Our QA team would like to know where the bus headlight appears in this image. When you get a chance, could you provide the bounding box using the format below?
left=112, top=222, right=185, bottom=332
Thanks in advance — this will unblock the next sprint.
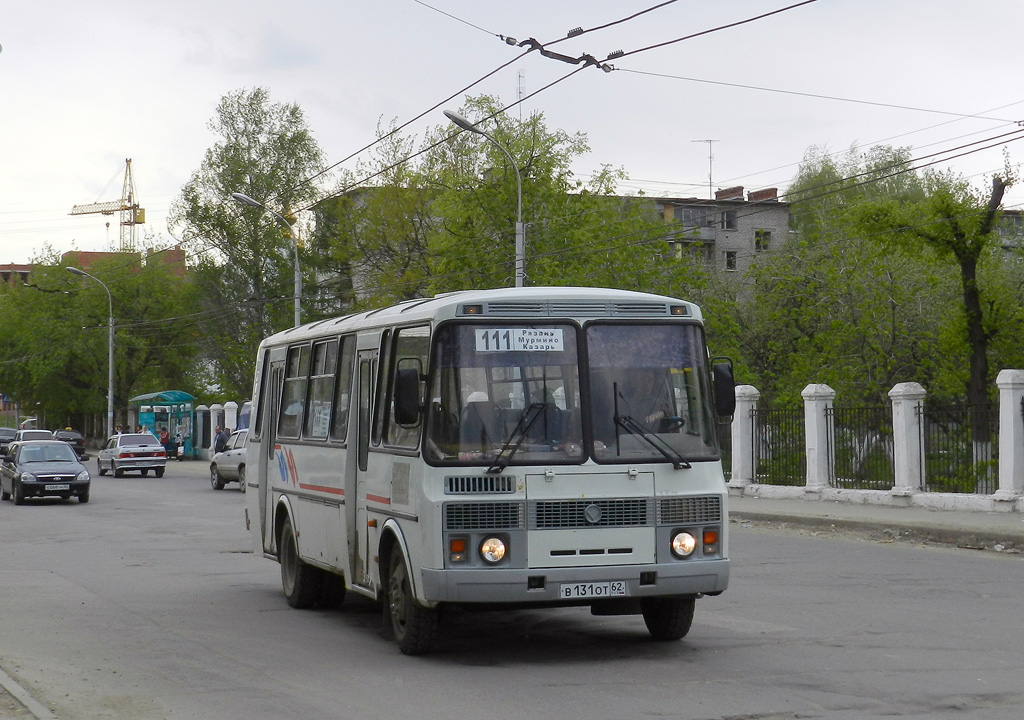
left=479, top=536, right=507, bottom=564
left=670, top=531, right=697, bottom=558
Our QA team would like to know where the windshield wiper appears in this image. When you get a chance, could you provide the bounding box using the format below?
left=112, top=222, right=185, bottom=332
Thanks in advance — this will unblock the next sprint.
left=487, top=402, right=546, bottom=474
left=613, top=413, right=691, bottom=469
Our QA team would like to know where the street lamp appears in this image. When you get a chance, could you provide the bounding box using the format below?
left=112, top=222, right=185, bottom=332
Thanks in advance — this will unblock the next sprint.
left=66, top=267, right=114, bottom=439
left=444, top=110, right=525, bottom=288
left=230, top=192, right=302, bottom=327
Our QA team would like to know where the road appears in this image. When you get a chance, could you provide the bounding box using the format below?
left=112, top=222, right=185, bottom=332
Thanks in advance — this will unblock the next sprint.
left=1, top=459, right=1022, bottom=719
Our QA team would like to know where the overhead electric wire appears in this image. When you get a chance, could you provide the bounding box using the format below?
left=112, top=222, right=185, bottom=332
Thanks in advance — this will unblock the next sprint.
left=615, top=69, right=1020, bottom=125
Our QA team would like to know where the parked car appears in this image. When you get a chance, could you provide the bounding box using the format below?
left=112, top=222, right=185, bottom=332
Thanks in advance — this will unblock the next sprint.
left=53, top=428, right=87, bottom=459
left=210, top=429, right=247, bottom=491
left=0, top=427, right=17, bottom=455
left=14, top=428, right=54, bottom=443
left=0, top=440, right=91, bottom=504
left=97, top=433, right=167, bottom=478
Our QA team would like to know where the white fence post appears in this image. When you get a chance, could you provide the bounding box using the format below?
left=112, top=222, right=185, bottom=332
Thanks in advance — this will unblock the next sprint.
left=224, top=401, right=239, bottom=433
left=995, top=369, right=1024, bottom=507
left=802, top=384, right=835, bottom=494
left=889, top=382, right=926, bottom=499
left=728, top=385, right=760, bottom=490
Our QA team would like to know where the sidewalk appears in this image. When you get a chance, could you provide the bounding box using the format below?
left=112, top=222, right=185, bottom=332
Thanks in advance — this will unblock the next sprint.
left=728, top=494, right=1024, bottom=552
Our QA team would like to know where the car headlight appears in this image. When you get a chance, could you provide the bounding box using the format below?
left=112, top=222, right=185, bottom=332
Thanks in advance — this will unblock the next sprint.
left=670, top=531, right=697, bottom=558
left=479, top=536, right=507, bottom=564
left=77, top=470, right=90, bottom=482
left=19, top=472, right=36, bottom=483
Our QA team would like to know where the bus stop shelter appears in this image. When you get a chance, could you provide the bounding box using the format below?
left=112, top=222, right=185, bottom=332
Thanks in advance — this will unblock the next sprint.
left=129, top=390, right=196, bottom=458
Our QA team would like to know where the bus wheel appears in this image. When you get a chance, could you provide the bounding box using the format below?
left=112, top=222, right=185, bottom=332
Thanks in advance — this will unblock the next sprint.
left=317, top=570, right=347, bottom=609
left=641, top=596, right=695, bottom=641
left=280, top=517, right=320, bottom=608
left=387, top=551, right=438, bottom=655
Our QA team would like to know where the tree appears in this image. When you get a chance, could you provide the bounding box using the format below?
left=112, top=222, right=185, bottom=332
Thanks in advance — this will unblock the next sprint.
left=169, top=87, right=327, bottom=397
left=314, top=95, right=669, bottom=306
left=0, top=252, right=200, bottom=433
left=423, top=96, right=666, bottom=294
left=852, top=171, right=1012, bottom=409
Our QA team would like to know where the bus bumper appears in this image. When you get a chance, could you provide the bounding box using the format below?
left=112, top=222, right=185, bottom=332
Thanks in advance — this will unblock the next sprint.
left=419, top=559, right=729, bottom=604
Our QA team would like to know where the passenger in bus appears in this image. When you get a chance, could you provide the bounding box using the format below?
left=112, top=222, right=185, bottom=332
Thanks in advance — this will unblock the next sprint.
left=459, top=391, right=502, bottom=453
left=617, top=368, right=674, bottom=430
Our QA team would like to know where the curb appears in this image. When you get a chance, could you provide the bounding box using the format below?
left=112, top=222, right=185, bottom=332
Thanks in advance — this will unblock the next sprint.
left=0, top=668, right=55, bottom=720
left=730, top=510, right=1024, bottom=554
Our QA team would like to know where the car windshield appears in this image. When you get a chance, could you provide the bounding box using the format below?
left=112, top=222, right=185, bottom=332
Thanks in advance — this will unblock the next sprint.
left=20, top=444, right=77, bottom=463
left=22, top=431, right=52, bottom=441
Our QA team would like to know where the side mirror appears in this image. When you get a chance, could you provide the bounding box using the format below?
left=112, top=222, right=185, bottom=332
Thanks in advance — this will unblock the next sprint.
left=394, top=366, right=422, bottom=426
left=711, top=358, right=736, bottom=418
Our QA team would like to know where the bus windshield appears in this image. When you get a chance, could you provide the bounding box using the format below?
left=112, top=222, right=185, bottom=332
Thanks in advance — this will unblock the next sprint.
left=425, top=323, right=585, bottom=465
left=424, top=321, right=719, bottom=466
left=586, top=323, right=719, bottom=463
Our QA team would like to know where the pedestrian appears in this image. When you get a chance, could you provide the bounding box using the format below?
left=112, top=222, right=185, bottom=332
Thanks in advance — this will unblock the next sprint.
left=215, top=426, right=229, bottom=453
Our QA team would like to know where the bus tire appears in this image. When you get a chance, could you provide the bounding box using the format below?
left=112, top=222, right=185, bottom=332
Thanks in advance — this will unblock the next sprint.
left=387, top=551, right=438, bottom=655
left=279, top=517, right=320, bottom=609
left=641, top=596, right=695, bottom=641
left=317, top=570, right=347, bottom=609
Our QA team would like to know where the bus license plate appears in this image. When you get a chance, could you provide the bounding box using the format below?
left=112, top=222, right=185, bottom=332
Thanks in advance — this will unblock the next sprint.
left=560, top=581, right=627, bottom=599
left=45, top=484, right=70, bottom=491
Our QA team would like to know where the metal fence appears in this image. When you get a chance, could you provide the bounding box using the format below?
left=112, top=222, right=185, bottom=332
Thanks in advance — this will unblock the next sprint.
left=919, top=403, right=998, bottom=494
left=752, top=406, right=805, bottom=486
left=827, top=405, right=894, bottom=490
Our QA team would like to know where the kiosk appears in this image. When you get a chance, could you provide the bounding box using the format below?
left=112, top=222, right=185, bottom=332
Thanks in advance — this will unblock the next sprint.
left=129, top=390, right=196, bottom=459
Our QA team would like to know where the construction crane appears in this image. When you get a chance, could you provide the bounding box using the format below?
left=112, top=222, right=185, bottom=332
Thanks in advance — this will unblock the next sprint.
left=69, top=158, right=145, bottom=252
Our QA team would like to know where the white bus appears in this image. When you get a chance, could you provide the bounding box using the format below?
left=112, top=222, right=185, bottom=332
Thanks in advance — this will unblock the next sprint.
left=244, top=286, right=735, bottom=654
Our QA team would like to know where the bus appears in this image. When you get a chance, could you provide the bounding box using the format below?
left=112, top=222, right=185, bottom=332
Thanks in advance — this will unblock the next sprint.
left=244, top=286, right=735, bottom=654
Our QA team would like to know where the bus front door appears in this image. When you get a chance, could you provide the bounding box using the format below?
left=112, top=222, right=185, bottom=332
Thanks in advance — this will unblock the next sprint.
left=257, top=360, right=284, bottom=554
left=350, top=350, right=377, bottom=590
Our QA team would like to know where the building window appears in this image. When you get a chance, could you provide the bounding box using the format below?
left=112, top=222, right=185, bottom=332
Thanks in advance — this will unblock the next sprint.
left=721, top=210, right=737, bottom=230
left=755, top=229, right=772, bottom=252
left=723, top=251, right=737, bottom=271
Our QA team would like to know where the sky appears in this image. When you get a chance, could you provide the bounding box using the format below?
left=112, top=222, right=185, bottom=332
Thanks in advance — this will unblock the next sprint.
left=2, top=0, right=1024, bottom=265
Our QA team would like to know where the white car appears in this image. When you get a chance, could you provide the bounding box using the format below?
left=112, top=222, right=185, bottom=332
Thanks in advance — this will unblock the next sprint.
left=210, top=429, right=247, bottom=491
left=97, top=433, right=167, bottom=478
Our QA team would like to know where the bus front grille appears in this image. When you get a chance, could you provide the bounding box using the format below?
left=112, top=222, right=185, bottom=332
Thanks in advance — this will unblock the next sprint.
left=445, top=502, right=525, bottom=530
left=656, top=495, right=722, bottom=524
left=444, top=475, right=517, bottom=494
left=529, top=498, right=653, bottom=529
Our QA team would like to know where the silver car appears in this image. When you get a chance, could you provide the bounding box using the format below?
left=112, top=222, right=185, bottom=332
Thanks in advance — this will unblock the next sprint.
left=97, top=433, right=167, bottom=478
left=210, top=429, right=247, bottom=491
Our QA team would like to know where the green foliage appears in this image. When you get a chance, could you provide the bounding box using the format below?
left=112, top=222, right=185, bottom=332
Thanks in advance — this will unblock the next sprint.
left=0, top=252, right=201, bottom=430
left=738, top=143, right=1021, bottom=407
left=169, top=87, right=330, bottom=397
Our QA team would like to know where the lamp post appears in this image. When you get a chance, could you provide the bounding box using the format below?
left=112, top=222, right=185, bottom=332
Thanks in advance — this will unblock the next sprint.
left=230, top=192, right=302, bottom=327
left=444, top=110, right=525, bottom=288
left=66, top=267, right=114, bottom=438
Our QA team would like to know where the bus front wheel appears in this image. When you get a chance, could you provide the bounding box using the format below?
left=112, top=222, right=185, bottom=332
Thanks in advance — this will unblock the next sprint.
left=279, top=517, right=320, bottom=609
left=386, top=551, right=438, bottom=655
left=641, top=596, right=695, bottom=641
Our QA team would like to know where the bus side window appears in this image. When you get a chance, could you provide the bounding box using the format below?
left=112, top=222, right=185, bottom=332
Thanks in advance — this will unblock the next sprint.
left=278, top=344, right=310, bottom=439
left=304, top=339, right=338, bottom=440
left=329, top=336, right=356, bottom=443
left=384, top=326, right=430, bottom=448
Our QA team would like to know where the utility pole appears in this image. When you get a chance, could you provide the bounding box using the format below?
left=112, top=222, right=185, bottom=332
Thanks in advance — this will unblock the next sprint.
left=692, top=140, right=718, bottom=199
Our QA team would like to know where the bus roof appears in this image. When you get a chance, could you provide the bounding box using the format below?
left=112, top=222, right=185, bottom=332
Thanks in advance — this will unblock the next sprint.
left=261, top=286, right=704, bottom=346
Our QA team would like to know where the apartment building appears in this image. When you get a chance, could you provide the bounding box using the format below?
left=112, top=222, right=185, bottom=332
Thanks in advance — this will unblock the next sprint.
left=654, top=186, right=790, bottom=275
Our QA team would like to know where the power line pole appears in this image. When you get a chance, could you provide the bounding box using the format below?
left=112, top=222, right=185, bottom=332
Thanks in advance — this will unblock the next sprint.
left=692, top=139, right=718, bottom=199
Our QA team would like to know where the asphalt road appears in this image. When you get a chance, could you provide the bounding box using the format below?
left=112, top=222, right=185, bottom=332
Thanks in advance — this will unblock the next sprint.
left=1, top=459, right=1022, bottom=719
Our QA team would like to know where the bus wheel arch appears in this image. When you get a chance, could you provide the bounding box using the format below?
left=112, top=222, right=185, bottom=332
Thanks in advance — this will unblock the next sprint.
left=378, top=524, right=439, bottom=655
